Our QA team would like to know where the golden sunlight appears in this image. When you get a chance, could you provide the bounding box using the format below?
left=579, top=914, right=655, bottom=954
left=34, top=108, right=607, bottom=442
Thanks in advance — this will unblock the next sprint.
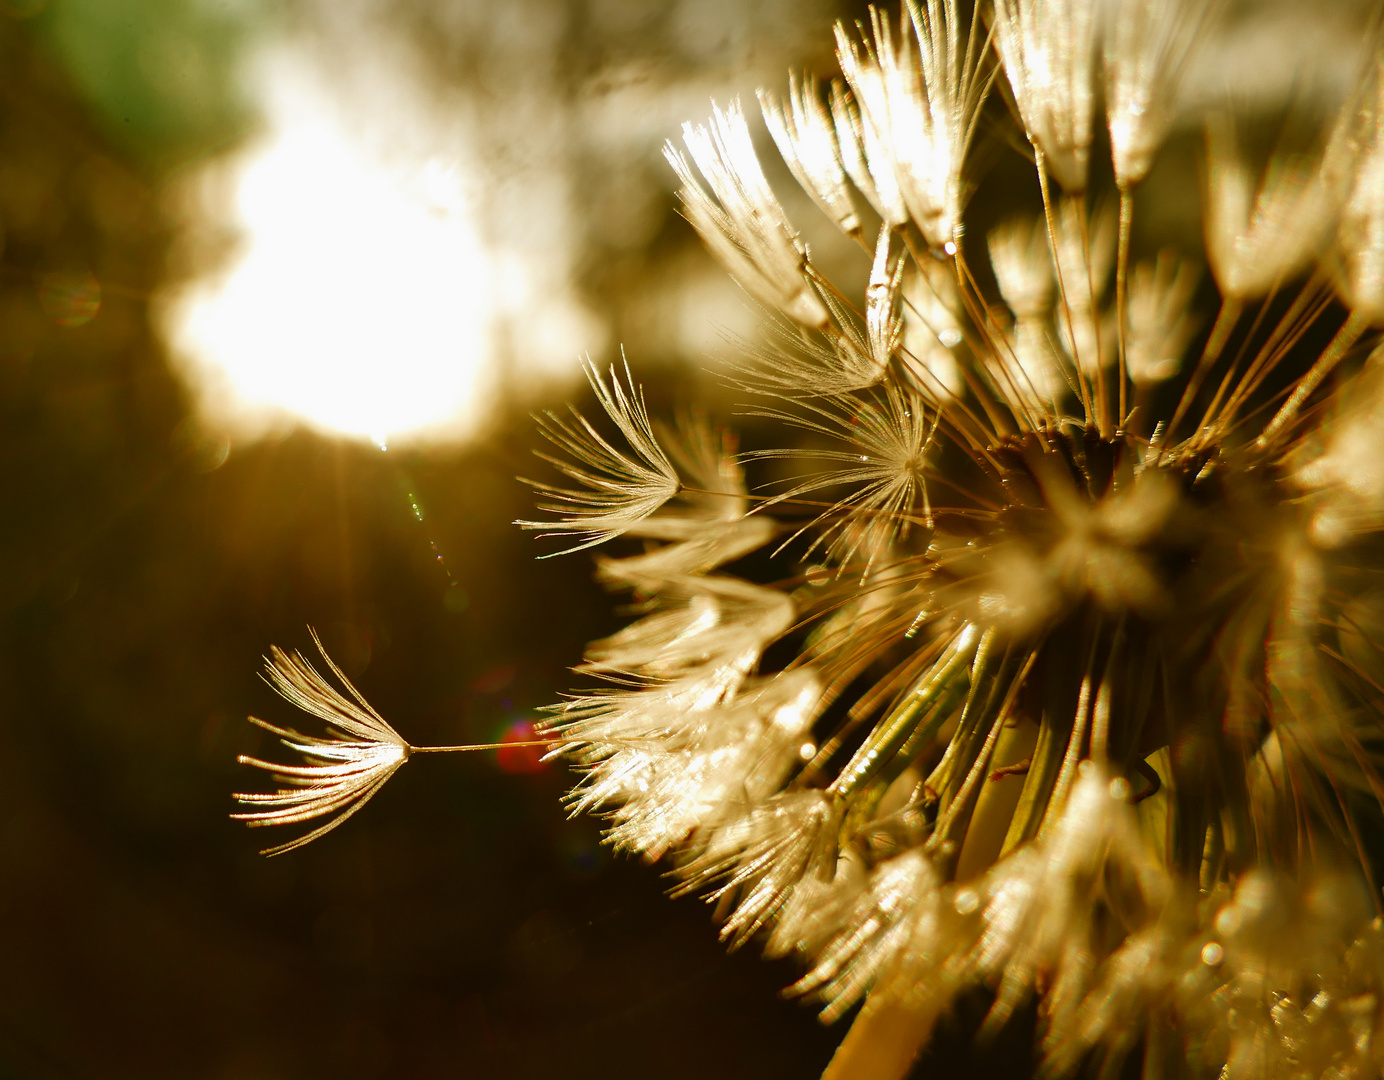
left=162, top=58, right=496, bottom=448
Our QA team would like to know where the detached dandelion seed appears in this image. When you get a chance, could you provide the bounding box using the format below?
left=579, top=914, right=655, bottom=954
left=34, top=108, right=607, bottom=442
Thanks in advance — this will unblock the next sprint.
left=233, top=630, right=551, bottom=855
left=232, top=632, right=412, bottom=856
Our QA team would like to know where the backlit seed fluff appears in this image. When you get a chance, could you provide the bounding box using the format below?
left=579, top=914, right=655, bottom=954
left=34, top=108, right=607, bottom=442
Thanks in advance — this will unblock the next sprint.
left=832, top=0, right=991, bottom=250
left=229, top=6, right=1384, bottom=1080
left=527, top=7, right=1384, bottom=1080
left=232, top=633, right=411, bottom=856
left=760, top=75, right=862, bottom=238
left=1205, top=112, right=1358, bottom=302
left=1339, top=65, right=1384, bottom=322
left=1103, top=0, right=1216, bottom=189
left=666, top=99, right=829, bottom=329
left=1124, top=251, right=1200, bottom=386
left=993, top=0, right=1100, bottom=193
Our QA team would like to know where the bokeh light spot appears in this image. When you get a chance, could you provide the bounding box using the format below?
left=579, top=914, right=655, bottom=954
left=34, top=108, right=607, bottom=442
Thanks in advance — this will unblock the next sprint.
left=171, top=417, right=231, bottom=472
left=495, top=719, right=549, bottom=775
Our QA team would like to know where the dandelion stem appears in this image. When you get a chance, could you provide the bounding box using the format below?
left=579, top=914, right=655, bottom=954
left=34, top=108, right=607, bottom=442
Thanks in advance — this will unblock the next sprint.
left=1257, top=309, right=1370, bottom=449
left=1201, top=278, right=1326, bottom=440
left=410, top=740, right=555, bottom=753
left=1035, top=150, right=1097, bottom=431
left=821, top=993, right=939, bottom=1080
left=1220, top=289, right=1335, bottom=440
left=951, top=244, right=1046, bottom=434
left=1076, top=196, right=1110, bottom=436
left=1163, top=296, right=1241, bottom=451
left=945, top=243, right=1028, bottom=437
left=1115, top=186, right=1134, bottom=426
left=933, top=647, right=1039, bottom=867
left=1041, top=661, right=1096, bottom=834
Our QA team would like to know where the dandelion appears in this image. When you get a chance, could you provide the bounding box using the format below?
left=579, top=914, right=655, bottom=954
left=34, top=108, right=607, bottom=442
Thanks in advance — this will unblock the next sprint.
left=761, top=74, right=862, bottom=239
left=1124, top=250, right=1200, bottom=387
left=234, top=5, right=1384, bottom=1080
left=517, top=359, right=681, bottom=553
left=524, top=7, right=1384, bottom=1079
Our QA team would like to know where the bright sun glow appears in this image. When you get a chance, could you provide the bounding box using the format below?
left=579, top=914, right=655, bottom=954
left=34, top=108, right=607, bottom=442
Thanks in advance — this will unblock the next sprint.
left=164, top=61, right=495, bottom=447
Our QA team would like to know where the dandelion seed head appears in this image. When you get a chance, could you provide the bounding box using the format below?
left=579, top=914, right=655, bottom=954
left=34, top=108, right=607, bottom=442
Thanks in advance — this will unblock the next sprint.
left=232, top=4, right=1384, bottom=1076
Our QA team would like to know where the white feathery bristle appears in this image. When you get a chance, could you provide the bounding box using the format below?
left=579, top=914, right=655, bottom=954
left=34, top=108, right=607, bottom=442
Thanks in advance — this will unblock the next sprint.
left=753, top=382, right=936, bottom=570
left=1104, top=0, right=1216, bottom=188
left=519, top=361, right=681, bottom=553
left=1338, top=68, right=1384, bottom=322
left=834, top=0, right=985, bottom=250
left=989, top=214, right=1055, bottom=318
left=1295, top=355, right=1384, bottom=546
left=232, top=634, right=412, bottom=856
left=1051, top=198, right=1116, bottom=376
left=679, top=786, right=837, bottom=948
left=1125, top=251, right=1201, bottom=386
left=580, top=576, right=794, bottom=679
left=764, top=847, right=870, bottom=960
left=830, top=69, right=908, bottom=227
left=988, top=216, right=1066, bottom=409
left=993, top=0, right=1100, bottom=194
left=1205, top=113, right=1357, bottom=301
left=603, top=671, right=823, bottom=861
left=791, top=849, right=950, bottom=1023
left=759, top=75, right=861, bottom=237
left=667, top=99, right=828, bottom=328
left=597, top=516, right=776, bottom=583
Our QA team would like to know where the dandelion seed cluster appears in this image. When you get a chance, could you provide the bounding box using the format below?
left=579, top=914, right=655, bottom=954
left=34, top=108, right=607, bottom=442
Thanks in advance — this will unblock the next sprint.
left=236, top=1, right=1384, bottom=1077
left=525, top=2, right=1384, bottom=1077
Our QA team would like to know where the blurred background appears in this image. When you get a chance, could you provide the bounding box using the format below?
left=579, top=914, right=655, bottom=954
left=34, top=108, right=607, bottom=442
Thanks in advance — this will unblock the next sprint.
left=0, top=1, right=1377, bottom=1078
left=0, top=1, right=873, bottom=1077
